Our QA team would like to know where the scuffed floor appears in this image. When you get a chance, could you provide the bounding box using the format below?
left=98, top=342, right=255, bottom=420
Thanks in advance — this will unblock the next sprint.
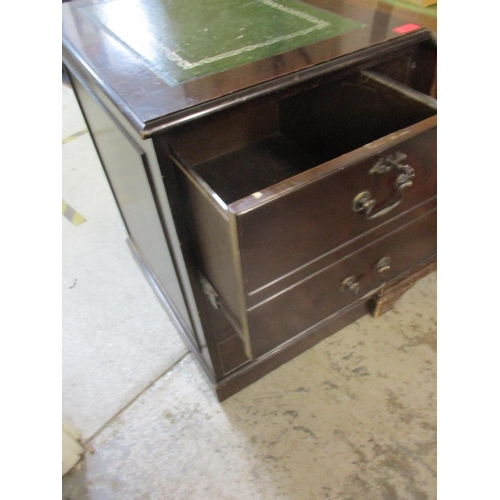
left=63, top=266, right=436, bottom=498
left=62, top=79, right=436, bottom=498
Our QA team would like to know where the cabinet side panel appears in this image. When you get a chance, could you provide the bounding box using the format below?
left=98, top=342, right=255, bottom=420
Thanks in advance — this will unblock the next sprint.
left=71, top=77, right=193, bottom=336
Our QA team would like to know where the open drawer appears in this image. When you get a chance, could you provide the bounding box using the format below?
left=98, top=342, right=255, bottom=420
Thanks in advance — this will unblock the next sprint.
left=170, top=70, right=437, bottom=359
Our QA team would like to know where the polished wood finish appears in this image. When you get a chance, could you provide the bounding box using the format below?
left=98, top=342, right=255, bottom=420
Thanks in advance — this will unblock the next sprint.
left=170, top=68, right=437, bottom=321
left=62, top=0, right=433, bottom=136
left=171, top=66, right=438, bottom=361
left=248, top=209, right=436, bottom=358
left=340, top=0, right=436, bottom=32
left=215, top=300, right=370, bottom=401
left=63, top=0, right=437, bottom=400
left=235, top=124, right=437, bottom=295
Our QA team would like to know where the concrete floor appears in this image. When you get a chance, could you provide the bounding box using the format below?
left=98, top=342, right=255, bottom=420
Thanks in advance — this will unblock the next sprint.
left=62, top=83, right=436, bottom=499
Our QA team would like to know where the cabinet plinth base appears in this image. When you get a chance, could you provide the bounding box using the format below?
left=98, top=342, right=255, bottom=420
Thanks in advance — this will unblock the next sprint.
left=130, top=233, right=436, bottom=402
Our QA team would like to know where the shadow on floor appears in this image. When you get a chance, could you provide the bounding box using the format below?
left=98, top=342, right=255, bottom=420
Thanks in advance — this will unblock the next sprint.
left=63, top=459, right=90, bottom=500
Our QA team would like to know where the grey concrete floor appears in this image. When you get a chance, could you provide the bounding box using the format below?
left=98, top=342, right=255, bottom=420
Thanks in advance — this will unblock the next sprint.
left=62, top=83, right=188, bottom=443
left=62, top=83, right=436, bottom=499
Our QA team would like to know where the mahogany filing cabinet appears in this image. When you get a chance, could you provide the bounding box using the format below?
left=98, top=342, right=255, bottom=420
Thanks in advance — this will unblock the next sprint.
left=62, top=0, right=437, bottom=401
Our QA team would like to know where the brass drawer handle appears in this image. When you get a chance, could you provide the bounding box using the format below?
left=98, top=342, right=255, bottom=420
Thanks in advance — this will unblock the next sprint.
left=352, top=152, right=415, bottom=219
left=341, top=257, right=391, bottom=299
left=341, top=276, right=360, bottom=297
left=376, top=256, right=391, bottom=291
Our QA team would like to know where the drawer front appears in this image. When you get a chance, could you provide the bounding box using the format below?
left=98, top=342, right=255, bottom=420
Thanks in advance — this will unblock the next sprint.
left=236, top=126, right=436, bottom=295
left=247, top=208, right=436, bottom=359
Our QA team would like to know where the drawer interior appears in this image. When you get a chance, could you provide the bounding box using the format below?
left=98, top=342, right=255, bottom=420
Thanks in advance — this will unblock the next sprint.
left=170, top=72, right=436, bottom=204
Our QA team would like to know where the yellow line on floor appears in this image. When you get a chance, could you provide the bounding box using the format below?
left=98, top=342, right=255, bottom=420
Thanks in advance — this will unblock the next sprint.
left=62, top=200, right=86, bottom=226
left=62, top=129, right=88, bottom=145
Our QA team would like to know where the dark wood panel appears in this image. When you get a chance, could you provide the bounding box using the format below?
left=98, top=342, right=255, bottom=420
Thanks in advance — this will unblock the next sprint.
left=63, top=0, right=433, bottom=136
left=168, top=100, right=279, bottom=167
left=215, top=301, right=369, bottom=401
left=246, top=196, right=436, bottom=308
left=64, top=0, right=437, bottom=401
left=279, top=71, right=435, bottom=164
left=248, top=208, right=436, bottom=358
left=176, top=163, right=246, bottom=329
left=237, top=126, right=436, bottom=294
left=217, top=333, right=250, bottom=376
left=187, top=277, right=242, bottom=381
left=370, top=38, right=436, bottom=96
left=171, top=72, right=435, bottom=205
left=71, top=76, right=195, bottom=334
left=193, top=134, right=320, bottom=205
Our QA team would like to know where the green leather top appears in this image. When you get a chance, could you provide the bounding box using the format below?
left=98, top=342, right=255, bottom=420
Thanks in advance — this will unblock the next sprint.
left=82, top=0, right=365, bottom=85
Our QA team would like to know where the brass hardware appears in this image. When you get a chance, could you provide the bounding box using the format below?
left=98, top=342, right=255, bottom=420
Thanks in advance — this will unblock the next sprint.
left=199, top=274, right=219, bottom=309
left=352, top=152, right=415, bottom=219
left=395, top=166, right=415, bottom=190
left=341, top=276, right=360, bottom=296
left=375, top=256, right=391, bottom=291
left=369, top=151, right=407, bottom=175
left=377, top=256, right=391, bottom=274
left=352, top=189, right=402, bottom=219
left=341, top=256, right=391, bottom=299
left=352, top=191, right=376, bottom=213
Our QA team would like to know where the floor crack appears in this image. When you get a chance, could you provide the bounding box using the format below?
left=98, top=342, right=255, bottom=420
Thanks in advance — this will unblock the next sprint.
left=82, top=351, right=191, bottom=445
